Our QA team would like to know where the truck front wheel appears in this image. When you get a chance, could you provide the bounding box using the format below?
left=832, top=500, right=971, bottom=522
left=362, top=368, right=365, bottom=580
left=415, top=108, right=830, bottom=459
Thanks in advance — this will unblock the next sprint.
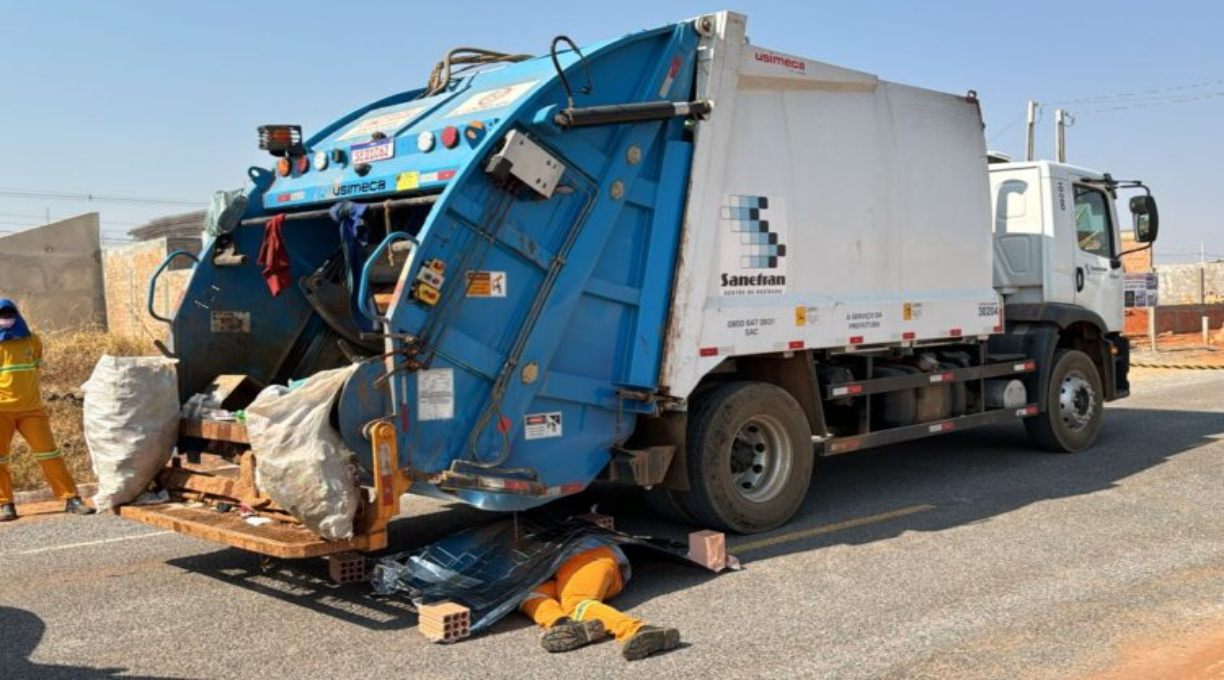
left=1024, top=349, right=1104, bottom=453
left=684, top=381, right=813, bottom=533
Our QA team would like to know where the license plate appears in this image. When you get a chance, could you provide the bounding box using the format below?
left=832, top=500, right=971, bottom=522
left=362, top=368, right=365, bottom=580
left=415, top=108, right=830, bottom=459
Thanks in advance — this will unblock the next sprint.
left=350, top=138, right=395, bottom=164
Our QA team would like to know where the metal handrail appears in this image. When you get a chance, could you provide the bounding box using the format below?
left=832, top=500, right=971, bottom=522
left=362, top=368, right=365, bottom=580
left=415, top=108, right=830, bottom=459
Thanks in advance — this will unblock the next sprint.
left=147, top=250, right=200, bottom=324
left=358, top=232, right=419, bottom=324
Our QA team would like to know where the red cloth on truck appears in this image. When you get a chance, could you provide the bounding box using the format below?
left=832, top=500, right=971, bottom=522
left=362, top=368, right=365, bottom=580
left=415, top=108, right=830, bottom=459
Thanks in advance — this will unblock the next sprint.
left=257, top=214, right=290, bottom=296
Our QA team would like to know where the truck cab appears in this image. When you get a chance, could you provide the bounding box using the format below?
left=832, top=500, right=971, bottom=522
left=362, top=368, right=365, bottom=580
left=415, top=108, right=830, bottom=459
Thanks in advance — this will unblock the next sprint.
left=989, top=160, right=1158, bottom=333
left=986, top=158, right=1158, bottom=453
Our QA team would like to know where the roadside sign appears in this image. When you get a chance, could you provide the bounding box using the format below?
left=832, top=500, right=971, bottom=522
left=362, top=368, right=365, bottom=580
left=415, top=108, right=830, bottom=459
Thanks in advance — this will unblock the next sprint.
left=1124, top=273, right=1158, bottom=308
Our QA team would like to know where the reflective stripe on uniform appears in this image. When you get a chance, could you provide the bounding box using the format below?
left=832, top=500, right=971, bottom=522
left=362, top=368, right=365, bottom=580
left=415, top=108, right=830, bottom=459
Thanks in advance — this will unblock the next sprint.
left=0, top=362, right=41, bottom=373
left=572, top=600, right=596, bottom=622
left=32, top=449, right=62, bottom=461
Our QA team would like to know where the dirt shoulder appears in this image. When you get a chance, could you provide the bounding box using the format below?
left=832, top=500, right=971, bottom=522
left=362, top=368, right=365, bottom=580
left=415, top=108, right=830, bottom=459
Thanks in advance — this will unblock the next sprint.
left=1089, top=616, right=1224, bottom=680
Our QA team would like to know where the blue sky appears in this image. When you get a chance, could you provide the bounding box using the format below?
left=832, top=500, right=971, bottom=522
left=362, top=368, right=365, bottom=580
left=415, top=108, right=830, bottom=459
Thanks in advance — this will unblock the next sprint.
left=1, top=1, right=1219, bottom=262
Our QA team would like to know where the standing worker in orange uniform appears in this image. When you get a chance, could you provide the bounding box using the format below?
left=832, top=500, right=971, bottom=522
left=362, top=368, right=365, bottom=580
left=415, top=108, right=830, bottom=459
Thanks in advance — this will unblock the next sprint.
left=520, top=537, right=681, bottom=661
left=0, top=299, right=95, bottom=521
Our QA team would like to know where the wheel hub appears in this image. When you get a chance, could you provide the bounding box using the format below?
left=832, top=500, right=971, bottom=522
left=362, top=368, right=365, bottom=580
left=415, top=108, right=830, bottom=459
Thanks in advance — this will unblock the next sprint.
left=1058, top=371, right=1096, bottom=433
left=730, top=415, right=794, bottom=504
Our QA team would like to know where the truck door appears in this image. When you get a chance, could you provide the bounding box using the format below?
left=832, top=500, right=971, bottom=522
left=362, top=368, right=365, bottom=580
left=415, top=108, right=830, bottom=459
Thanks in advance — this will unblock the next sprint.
left=1071, top=183, right=1123, bottom=331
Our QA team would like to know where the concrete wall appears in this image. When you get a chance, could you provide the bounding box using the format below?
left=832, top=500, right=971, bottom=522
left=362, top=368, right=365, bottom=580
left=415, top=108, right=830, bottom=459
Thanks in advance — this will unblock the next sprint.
left=103, top=237, right=201, bottom=340
left=1156, top=262, right=1224, bottom=305
left=0, top=214, right=106, bottom=331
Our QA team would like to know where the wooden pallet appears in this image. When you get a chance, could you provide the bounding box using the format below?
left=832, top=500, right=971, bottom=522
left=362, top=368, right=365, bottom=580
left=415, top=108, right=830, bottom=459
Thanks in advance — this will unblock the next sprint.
left=118, top=503, right=373, bottom=559
left=180, top=418, right=250, bottom=444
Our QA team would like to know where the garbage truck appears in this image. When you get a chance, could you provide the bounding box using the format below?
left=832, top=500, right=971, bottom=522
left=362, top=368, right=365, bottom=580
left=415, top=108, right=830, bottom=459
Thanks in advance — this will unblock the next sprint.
left=121, top=10, right=1160, bottom=556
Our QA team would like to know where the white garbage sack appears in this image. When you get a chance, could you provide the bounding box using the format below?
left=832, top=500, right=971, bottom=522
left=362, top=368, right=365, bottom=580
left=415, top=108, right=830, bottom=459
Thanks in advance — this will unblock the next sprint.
left=83, top=356, right=181, bottom=512
left=245, top=364, right=361, bottom=541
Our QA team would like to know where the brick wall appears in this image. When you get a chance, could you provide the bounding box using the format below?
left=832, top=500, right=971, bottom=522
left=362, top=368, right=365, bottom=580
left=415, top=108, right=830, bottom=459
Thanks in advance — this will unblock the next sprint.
left=103, top=237, right=201, bottom=340
left=1120, top=231, right=1153, bottom=273
left=1123, top=304, right=1224, bottom=337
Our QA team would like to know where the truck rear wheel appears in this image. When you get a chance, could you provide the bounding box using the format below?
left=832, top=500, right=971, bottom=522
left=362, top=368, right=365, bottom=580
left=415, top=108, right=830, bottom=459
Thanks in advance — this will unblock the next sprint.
left=684, top=381, right=813, bottom=533
left=1024, top=349, right=1104, bottom=453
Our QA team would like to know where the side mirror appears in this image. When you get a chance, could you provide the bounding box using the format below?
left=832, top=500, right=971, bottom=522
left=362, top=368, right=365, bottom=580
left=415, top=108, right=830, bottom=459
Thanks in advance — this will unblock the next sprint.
left=1130, top=195, right=1159, bottom=243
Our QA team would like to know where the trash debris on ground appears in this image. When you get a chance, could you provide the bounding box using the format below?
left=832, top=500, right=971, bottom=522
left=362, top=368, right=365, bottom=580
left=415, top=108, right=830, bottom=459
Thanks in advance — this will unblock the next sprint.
left=371, top=514, right=740, bottom=635
left=83, top=356, right=181, bottom=512
left=244, top=364, right=361, bottom=541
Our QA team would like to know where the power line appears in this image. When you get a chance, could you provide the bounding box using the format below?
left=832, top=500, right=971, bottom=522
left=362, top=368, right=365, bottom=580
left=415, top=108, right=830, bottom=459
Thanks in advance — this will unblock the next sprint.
left=987, top=111, right=1028, bottom=143
left=0, top=188, right=203, bottom=207
left=1075, top=90, right=1224, bottom=115
left=1044, top=78, right=1224, bottom=105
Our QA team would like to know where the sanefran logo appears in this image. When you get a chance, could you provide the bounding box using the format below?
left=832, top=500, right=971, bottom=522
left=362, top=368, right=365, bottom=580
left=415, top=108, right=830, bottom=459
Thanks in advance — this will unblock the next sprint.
left=754, top=51, right=806, bottom=73
left=718, top=194, right=788, bottom=297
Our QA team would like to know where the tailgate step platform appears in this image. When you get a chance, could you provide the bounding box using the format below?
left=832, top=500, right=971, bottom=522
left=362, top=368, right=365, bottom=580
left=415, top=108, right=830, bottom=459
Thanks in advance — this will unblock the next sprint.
left=118, top=503, right=371, bottom=559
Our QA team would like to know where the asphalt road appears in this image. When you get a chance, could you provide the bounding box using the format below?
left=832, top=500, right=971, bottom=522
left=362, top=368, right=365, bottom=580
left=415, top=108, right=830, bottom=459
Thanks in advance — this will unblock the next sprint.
left=3, top=368, right=1223, bottom=679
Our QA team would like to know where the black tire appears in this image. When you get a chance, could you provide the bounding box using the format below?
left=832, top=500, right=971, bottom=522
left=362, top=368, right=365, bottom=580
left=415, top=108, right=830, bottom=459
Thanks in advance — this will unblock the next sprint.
left=1024, top=349, right=1104, bottom=453
left=684, top=381, right=814, bottom=534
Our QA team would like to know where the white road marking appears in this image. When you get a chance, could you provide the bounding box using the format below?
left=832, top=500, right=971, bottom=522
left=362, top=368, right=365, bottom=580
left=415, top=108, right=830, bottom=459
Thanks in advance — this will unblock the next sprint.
left=13, top=531, right=172, bottom=556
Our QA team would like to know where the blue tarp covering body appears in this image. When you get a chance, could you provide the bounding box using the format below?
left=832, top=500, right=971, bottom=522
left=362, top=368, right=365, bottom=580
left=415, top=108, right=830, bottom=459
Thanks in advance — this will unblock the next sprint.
left=371, top=516, right=691, bottom=633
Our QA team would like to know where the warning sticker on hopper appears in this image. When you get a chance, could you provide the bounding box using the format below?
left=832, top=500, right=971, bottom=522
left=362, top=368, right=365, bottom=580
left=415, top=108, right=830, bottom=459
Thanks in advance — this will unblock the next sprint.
left=336, top=106, right=425, bottom=141
left=466, top=271, right=507, bottom=297
left=418, top=368, right=454, bottom=421
left=448, top=81, right=539, bottom=117
left=524, top=412, right=562, bottom=440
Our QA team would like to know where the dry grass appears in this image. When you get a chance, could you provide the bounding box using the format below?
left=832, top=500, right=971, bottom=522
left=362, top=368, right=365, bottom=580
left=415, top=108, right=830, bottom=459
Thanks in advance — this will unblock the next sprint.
left=9, top=328, right=154, bottom=492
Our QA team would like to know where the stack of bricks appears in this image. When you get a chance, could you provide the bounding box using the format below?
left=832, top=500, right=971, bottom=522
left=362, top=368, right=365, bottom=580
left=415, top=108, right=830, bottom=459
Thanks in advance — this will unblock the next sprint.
left=418, top=602, right=471, bottom=644
left=688, top=530, right=727, bottom=572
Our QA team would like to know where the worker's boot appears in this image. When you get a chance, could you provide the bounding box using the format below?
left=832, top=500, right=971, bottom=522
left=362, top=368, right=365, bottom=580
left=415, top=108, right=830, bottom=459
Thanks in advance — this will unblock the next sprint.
left=622, top=625, right=681, bottom=661
left=64, top=497, right=96, bottom=515
left=0, top=503, right=16, bottom=522
left=540, top=617, right=605, bottom=653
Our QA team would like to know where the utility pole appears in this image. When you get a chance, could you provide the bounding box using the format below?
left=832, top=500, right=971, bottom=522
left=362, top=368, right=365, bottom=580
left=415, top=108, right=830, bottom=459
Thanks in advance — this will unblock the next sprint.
left=1055, top=109, right=1067, bottom=163
left=1025, top=100, right=1038, bottom=161
left=1202, top=241, right=1209, bottom=344
left=1201, top=240, right=1207, bottom=306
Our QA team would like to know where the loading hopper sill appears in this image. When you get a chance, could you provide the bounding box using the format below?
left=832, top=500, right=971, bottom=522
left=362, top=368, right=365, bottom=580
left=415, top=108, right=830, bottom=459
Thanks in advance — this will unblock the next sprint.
left=117, top=503, right=377, bottom=559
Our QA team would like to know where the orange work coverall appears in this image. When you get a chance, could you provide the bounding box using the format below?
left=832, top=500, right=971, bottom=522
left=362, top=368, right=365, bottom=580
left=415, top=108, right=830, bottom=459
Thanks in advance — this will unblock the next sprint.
left=520, top=545, right=644, bottom=642
left=0, top=332, right=80, bottom=504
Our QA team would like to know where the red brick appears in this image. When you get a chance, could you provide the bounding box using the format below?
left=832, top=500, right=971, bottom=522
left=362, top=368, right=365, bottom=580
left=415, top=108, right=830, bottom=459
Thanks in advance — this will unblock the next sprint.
left=688, top=530, right=726, bottom=571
